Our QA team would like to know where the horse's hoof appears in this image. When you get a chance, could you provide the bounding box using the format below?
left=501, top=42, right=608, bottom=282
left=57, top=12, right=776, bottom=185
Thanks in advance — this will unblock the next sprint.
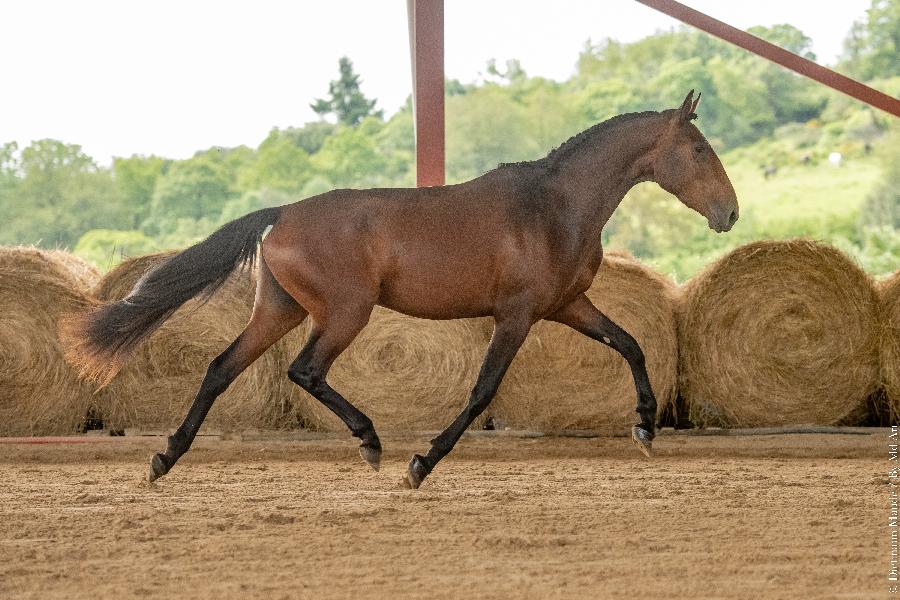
left=631, top=426, right=653, bottom=458
left=148, top=453, right=169, bottom=483
left=359, top=444, right=381, bottom=472
left=402, top=454, right=430, bottom=490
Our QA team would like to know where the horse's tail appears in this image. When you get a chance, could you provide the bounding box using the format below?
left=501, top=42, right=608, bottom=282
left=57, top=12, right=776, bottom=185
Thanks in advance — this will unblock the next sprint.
left=61, top=207, right=281, bottom=385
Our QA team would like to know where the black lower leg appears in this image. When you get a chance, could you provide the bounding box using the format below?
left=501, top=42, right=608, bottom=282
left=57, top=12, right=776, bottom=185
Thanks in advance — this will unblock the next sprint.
left=548, top=297, right=657, bottom=455
left=288, top=345, right=381, bottom=470
left=149, top=354, right=233, bottom=481
left=590, top=313, right=658, bottom=437
left=404, top=321, right=528, bottom=489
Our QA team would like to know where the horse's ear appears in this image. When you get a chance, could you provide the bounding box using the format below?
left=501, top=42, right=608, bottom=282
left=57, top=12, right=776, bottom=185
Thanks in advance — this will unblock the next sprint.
left=690, top=92, right=702, bottom=116
left=677, top=89, right=696, bottom=123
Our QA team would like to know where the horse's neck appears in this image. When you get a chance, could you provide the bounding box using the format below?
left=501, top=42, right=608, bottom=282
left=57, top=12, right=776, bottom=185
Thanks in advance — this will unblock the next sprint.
left=548, top=117, right=662, bottom=239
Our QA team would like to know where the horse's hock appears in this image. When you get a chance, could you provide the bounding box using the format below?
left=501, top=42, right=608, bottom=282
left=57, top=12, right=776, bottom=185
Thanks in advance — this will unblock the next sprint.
left=488, top=252, right=679, bottom=432
left=678, top=239, right=880, bottom=427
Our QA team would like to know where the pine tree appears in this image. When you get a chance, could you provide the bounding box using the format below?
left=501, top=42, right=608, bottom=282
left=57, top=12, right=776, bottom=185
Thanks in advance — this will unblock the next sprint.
left=311, top=56, right=383, bottom=127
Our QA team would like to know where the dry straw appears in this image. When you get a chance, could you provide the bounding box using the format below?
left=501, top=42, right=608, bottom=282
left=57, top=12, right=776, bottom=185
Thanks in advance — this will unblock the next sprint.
left=290, top=308, right=491, bottom=432
left=488, top=252, right=678, bottom=432
left=879, top=270, right=900, bottom=415
left=0, top=247, right=100, bottom=435
left=93, top=252, right=298, bottom=431
left=0, top=246, right=99, bottom=291
left=678, top=239, right=880, bottom=427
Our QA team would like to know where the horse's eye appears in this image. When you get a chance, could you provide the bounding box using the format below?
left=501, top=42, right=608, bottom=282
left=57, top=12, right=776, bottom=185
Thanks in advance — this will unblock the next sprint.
left=694, top=144, right=705, bottom=154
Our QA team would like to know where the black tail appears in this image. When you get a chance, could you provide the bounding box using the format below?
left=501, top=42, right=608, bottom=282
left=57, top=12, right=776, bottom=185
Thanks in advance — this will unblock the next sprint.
left=61, top=207, right=280, bottom=384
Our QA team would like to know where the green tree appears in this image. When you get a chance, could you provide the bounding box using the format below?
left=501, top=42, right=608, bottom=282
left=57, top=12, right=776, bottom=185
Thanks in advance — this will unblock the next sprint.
left=3, top=139, right=123, bottom=248
left=269, top=122, right=336, bottom=155
left=113, top=155, right=168, bottom=229
left=840, top=0, right=900, bottom=80
left=312, top=118, right=389, bottom=188
left=239, top=136, right=312, bottom=193
left=311, top=56, right=383, bottom=127
left=446, top=86, right=539, bottom=182
left=145, top=157, right=233, bottom=232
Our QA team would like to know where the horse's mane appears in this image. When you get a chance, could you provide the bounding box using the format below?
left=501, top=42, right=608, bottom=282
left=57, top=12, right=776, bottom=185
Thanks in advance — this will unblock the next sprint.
left=497, top=110, right=662, bottom=171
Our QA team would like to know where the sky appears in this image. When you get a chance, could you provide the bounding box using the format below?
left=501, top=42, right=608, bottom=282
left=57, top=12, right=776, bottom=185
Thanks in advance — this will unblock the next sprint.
left=0, top=0, right=872, bottom=166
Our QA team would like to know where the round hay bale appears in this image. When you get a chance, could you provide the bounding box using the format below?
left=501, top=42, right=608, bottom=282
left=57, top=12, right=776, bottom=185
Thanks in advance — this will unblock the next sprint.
left=290, top=309, right=491, bottom=432
left=679, top=239, right=879, bottom=427
left=94, top=252, right=296, bottom=432
left=45, top=250, right=101, bottom=289
left=488, top=252, right=678, bottom=432
left=0, top=264, right=97, bottom=436
left=880, top=270, right=900, bottom=415
left=0, top=246, right=98, bottom=291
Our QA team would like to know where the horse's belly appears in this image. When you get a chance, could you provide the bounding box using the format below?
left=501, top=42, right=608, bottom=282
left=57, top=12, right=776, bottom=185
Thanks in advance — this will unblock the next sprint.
left=377, top=270, right=495, bottom=320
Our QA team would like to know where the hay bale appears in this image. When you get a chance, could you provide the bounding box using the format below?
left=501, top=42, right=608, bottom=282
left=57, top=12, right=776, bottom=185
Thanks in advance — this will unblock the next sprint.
left=0, top=246, right=98, bottom=291
left=679, top=240, right=879, bottom=427
left=290, top=309, right=491, bottom=432
left=0, top=262, right=98, bottom=436
left=46, top=250, right=101, bottom=289
left=880, top=271, right=900, bottom=415
left=93, top=252, right=296, bottom=431
left=488, top=252, right=678, bottom=432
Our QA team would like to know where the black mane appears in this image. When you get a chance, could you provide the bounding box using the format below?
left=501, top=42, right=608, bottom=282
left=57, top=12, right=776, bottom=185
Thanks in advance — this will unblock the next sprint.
left=497, top=110, right=661, bottom=171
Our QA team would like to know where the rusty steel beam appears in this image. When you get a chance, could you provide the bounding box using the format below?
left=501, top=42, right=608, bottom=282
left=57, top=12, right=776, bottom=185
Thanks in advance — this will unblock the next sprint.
left=407, top=0, right=445, bottom=187
left=636, top=0, right=900, bottom=118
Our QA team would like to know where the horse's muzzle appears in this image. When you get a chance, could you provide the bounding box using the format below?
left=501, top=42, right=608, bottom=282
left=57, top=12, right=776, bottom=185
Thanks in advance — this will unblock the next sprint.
left=709, top=203, right=739, bottom=233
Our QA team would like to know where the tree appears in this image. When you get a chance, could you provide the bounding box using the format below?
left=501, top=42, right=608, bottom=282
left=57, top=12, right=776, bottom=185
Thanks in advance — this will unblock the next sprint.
left=239, top=136, right=312, bottom=193
left=4, top=139, right=123, bottom=248
left=113, top=155, right=169, bottom=229
left=268, top=122, right=336, bottom=155
left=840, top=0, right=900, bottom=80
left=311, top=118, right=389, bottom=188
left=145, top=157, right=233, bottom=232
left=311, top=56, right=383, bottom=127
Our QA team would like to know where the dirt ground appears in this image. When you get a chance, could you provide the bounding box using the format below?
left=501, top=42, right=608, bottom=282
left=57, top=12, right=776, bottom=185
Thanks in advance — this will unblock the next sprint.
left=0, top=430, right=886, bottom=599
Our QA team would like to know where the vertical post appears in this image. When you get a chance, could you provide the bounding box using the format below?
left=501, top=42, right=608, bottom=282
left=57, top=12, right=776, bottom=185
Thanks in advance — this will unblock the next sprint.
left=408, top=0, right=445, bottom=187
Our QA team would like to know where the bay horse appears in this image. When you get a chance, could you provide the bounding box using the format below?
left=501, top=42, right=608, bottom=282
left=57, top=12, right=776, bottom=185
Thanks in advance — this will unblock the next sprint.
left=63, top=90, right=738, bottom=489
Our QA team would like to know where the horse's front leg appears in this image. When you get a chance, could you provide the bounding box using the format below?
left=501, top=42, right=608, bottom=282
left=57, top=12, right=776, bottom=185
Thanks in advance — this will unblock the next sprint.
left=402, top=316, right=530, bottom=489
left=547, top=293, right=657, bottom=457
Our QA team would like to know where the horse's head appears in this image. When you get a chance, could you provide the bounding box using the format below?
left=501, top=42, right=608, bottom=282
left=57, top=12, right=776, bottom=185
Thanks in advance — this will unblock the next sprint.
left=652, top=90, right=738, bottom=233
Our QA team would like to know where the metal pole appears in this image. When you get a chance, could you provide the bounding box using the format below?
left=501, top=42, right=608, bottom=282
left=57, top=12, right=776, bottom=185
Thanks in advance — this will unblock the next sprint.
left=407, top=0, right=445, bottom=187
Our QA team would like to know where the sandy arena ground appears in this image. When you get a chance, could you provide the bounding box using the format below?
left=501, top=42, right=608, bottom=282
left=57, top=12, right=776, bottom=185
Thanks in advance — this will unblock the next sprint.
left=0, top=430, right=885, bottom=599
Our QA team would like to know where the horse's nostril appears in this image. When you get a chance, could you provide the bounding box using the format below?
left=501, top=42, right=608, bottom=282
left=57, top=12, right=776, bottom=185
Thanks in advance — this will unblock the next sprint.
left=728, top=209, right=738, bottom=226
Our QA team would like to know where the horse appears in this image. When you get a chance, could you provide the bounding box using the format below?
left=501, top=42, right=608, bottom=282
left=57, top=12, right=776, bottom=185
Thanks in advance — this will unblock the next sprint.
left=62, top=90, right=738, bottom=489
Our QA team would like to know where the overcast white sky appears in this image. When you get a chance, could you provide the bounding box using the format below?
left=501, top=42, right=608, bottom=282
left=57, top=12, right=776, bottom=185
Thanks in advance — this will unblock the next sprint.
left=0, top=1, right=872, bottom=166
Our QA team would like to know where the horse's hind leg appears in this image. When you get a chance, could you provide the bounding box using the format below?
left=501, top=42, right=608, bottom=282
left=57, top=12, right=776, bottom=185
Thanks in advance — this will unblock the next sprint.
left=149, top=261, right=307, bottom=482
left=547, top=294, right=657, bottom=457
left=287, top=306, right=382, bottom=470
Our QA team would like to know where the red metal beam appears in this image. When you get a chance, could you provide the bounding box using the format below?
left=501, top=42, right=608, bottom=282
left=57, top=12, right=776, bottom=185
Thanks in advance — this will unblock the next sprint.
left=408, top=0, right=445, bottom=187
left=636, top=0, right=900, bottom=118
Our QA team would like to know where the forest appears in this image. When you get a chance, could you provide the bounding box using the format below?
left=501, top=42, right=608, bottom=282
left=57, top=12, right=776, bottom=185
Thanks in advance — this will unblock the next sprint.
left=0, top=0, right=897, bottom=280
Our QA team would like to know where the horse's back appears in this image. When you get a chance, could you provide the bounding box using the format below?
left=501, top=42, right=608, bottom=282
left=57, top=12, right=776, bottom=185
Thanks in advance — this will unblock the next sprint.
left=263, top=183, right=520, bottom=319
